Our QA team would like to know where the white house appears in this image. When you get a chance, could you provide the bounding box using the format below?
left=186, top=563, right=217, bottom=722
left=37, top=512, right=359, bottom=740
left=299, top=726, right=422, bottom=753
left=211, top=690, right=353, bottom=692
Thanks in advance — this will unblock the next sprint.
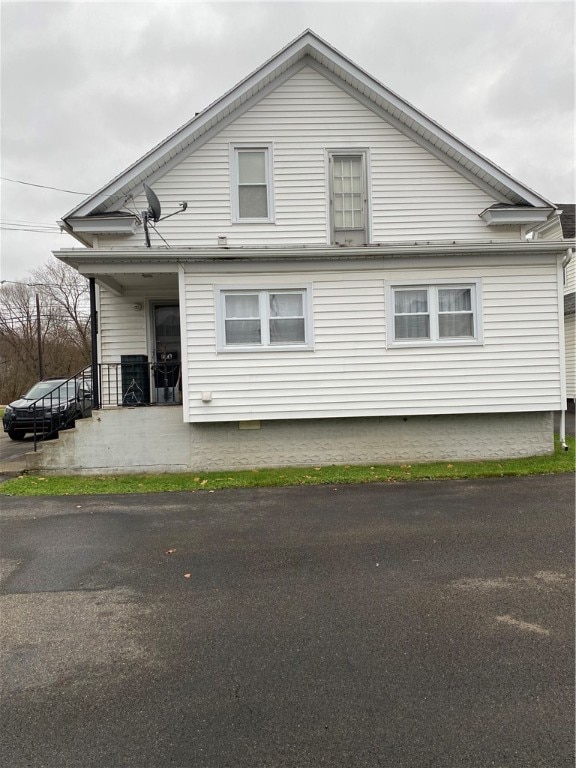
left=34, top=30, right=570, bottom=475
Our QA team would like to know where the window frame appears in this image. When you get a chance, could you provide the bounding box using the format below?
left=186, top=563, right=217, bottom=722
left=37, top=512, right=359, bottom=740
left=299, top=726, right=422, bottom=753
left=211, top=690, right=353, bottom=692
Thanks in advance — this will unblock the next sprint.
left=326, top=148, right=371, bottom=245
left=386, top=279, right=483, bottom=347
left=215, top=285, right=314, bottom=352
left=230, top=144, right=275, bottom=223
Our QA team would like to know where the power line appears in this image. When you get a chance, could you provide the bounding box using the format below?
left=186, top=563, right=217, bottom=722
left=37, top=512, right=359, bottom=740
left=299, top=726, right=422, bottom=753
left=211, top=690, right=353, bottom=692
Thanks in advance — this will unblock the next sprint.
left=0, top=226, right=62, bottom=234
left=0, top=176, right=89, bottom=195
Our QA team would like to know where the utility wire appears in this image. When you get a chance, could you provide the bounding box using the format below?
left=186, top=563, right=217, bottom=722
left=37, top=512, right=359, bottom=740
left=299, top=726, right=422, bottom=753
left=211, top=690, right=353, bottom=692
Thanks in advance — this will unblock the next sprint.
left=0, top=176, right=89, bottom=195
left=1, top=221, right=60, bottom=230
left=0, top=226, right=62, bottom=233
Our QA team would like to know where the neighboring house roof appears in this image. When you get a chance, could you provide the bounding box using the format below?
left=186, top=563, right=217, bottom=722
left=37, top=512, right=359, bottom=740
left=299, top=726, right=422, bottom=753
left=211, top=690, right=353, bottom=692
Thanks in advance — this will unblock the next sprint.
left=557, top=203, right=576, bottom=239
left=63, top=29, right=553, bottom=223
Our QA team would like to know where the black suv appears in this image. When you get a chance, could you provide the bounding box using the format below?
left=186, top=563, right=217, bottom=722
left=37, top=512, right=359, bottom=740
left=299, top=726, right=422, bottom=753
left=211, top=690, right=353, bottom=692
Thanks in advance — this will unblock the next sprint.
left=3, top=377, right=92, bottom=440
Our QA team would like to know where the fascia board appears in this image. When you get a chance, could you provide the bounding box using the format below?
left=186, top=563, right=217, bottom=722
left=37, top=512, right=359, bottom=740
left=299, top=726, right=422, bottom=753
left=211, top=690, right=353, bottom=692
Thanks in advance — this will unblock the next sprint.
left=63, top=29, right=552, bottom=221
left=304, top=40, right=553, bottom=208
left=63, top=34, right=316, bottom=221
left=113, top=60, right=308, bottom=204
left=309, top=60, right=514, bottom=206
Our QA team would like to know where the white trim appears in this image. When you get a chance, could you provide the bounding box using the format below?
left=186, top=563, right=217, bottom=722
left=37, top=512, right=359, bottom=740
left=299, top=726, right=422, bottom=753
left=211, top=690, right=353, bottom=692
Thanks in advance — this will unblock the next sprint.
left=310, top=60, right=519, bottom=208
left=229, top=143, right=275, bottom=223
left=557, top=254, right=567, bottom=405
left=62, top=30, right=552, bottom=225
left=215, top=283, right=313, bottom=352
left=67, top=215, right=140, bottom=235
left=386, top=278, right=483, bottom=348
left=479, top=207, right=555, bottom=226
left=178, top=266, right=190, bottom=420
left=325, top=148, right=371, bottom=245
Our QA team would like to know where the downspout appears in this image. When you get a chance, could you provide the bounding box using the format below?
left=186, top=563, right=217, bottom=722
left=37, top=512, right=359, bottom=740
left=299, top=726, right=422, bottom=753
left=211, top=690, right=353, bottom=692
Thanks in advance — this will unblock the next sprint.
left=89, top=277, right=100, bottom=410
left=559, top=248, right=573, bottom=451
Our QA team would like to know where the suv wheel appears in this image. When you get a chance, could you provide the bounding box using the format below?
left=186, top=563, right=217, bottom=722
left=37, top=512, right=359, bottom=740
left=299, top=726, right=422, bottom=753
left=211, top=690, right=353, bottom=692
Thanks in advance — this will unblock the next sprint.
left=7, top=428, right=26, bottom=441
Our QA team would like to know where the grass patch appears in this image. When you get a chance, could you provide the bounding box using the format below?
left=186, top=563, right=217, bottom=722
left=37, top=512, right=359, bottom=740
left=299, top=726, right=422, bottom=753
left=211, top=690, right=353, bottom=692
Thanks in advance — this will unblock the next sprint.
left=1, top=436, right=574, bottom=497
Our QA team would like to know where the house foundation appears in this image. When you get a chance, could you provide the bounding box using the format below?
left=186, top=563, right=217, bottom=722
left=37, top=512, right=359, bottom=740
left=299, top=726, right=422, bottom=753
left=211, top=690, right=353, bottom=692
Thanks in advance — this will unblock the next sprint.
left=26, top=408, right=554, bottom=476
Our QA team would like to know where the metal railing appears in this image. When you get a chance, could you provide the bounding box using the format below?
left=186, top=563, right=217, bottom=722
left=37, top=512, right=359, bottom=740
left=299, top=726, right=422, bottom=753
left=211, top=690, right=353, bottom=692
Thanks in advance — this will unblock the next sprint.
left=98, top=361, right=182, bottom=408
left=5, top=367, right=93, bottom=451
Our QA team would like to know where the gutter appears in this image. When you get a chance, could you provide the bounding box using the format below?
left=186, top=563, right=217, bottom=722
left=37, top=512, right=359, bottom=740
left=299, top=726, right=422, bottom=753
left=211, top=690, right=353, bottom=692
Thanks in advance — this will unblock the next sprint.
left=53, top=240, right=568, bottom=265
left=57, top=219, right=92, bottom=249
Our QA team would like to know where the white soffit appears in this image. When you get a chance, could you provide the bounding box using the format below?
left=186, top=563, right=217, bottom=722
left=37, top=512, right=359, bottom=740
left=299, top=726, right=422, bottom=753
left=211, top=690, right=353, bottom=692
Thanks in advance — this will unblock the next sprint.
left=479, top=206, right=555, bottom=226
left=67, top=215, right=139, bottom=234
left=63, top=29, right=553, bottom=221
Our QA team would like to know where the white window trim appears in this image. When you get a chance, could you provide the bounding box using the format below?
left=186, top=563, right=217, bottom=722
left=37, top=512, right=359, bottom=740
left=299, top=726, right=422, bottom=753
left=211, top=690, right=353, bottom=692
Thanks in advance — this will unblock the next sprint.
left=230, top=143, right=275, bottom=223
left=325, top=148, right=371, bottom=244
left=215, top=284, right=314, bottom=352
left=385, top=279, right=483, bottom=348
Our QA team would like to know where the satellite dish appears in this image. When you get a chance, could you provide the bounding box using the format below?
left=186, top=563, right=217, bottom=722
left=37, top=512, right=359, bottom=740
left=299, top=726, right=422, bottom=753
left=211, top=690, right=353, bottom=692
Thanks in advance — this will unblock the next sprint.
left=144, top=184, right=161, bottom=222
left=140, top=183, right=188, bottom=248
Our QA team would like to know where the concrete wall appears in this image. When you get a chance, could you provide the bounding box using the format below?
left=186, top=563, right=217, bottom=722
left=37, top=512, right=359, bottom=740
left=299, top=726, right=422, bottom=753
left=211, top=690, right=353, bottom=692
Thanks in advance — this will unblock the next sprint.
left=27, top=407, right=554, bottom=475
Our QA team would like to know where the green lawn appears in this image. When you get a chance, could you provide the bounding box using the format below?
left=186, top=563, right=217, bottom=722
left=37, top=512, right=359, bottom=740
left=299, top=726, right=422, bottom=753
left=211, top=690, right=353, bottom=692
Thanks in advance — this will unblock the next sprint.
left=1, top=436, right=573, bottom=496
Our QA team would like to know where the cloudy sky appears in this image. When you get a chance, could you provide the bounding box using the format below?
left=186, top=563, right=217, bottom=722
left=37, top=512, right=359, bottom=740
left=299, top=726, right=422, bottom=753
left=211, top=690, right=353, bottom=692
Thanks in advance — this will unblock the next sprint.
left=1, top=0, right=574, bottom=281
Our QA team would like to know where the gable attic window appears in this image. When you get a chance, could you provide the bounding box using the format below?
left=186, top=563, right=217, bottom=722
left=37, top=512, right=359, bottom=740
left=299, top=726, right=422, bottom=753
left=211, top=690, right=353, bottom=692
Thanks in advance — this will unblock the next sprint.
left=216, top=287, right=312, bottom=351
left=328, top=151, right=369, bottom=245
left=387, top=281, right=482, bottom=346
left=231, top=145, right=274, bottom=222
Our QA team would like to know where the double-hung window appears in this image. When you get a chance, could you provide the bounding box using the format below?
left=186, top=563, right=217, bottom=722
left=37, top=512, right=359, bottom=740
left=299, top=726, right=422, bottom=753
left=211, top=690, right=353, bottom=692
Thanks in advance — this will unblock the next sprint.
left=217, top=288, right=312, bottom=351
left=388, top=282, right=481, bottom=345
left=231, top=145, right=273, bottom=222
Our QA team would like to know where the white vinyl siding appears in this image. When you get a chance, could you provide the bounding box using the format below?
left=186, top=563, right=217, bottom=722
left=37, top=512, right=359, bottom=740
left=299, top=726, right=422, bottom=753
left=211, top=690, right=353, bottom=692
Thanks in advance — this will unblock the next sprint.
left=99, top=66, right=517, bottom=249
left=98, top=288, right=149, bottom=363
left=565, top=258, right=576, bottom=293
left=182, top=253, right=561, bottom=422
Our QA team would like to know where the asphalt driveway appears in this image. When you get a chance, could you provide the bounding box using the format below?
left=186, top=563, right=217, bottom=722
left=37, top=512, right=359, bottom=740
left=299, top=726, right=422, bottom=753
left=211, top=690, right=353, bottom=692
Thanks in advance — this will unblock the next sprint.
left=0, top=475, right=574, bottom=767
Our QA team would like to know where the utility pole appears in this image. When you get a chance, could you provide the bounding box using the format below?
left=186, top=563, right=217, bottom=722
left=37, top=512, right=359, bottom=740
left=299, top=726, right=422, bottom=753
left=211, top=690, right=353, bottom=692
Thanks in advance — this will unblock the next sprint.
left=1, top=280, right=46, bottom=380
left=35, top=292, right=44, bottom=379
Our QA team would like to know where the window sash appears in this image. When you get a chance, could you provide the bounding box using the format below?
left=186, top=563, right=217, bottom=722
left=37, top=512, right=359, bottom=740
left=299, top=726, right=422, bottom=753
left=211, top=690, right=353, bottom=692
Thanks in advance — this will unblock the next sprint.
left=391, top=285, right=478, bottom=343
left=331, top=155, right=365, bottom=231
left=220, top=289, right=308, bottom=348
left=233, top=147, right=271, bottom=221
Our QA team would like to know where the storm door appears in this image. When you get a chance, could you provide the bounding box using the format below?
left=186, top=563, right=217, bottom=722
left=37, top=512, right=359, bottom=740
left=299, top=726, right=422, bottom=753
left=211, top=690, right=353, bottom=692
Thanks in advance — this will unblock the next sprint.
left=152, top=304, right=181, bottom=404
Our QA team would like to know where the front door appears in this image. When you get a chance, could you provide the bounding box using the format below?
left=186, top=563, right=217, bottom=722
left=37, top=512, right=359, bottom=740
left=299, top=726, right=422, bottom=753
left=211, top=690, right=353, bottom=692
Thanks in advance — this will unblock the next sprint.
left=152, top=304, right=181, bottom=404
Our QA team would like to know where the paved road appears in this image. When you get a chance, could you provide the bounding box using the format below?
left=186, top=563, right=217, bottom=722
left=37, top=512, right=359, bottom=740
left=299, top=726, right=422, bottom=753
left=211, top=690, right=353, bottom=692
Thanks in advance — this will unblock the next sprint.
left=1, top=475, right=574, bottom=767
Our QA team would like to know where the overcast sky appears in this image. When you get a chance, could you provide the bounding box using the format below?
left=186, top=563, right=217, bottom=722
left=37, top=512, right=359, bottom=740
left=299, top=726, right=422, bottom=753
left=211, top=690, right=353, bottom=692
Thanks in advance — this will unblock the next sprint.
left=1, top=0, right=574, bottom=281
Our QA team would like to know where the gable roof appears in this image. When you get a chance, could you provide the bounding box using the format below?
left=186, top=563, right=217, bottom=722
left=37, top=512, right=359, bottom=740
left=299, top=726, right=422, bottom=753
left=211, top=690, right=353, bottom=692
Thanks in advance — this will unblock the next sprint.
left=557, top=203, right=575, bottom=239
left=63, top=29, right=554, bottom=222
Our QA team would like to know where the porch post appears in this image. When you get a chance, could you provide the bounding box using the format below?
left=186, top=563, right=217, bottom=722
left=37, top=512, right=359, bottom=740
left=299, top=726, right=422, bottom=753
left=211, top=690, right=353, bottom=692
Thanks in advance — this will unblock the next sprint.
left=89, top=277, right=100, bottom=409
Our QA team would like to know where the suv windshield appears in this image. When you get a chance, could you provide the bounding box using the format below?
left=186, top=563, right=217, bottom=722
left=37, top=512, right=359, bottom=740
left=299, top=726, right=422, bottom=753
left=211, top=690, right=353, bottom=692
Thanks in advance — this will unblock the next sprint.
left=24, top=381, right=74, bottom=401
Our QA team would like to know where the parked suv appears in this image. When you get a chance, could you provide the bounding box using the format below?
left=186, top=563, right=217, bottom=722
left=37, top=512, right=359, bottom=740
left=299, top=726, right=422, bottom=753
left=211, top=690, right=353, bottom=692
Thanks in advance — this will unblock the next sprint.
left=2, top=377, right=92, bottom=440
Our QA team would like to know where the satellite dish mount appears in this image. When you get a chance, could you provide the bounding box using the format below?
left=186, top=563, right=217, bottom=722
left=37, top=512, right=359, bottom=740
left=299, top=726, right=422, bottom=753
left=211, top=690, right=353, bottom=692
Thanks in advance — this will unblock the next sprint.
left=142, top=184, right=188, bottom=247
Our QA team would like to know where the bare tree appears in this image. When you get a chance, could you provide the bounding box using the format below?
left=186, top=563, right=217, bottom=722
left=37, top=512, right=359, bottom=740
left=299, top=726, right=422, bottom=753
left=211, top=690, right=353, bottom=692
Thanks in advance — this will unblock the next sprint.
left=31, top=258, right=91, bottom=357
left=0, top=258, right=91, bottom=403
